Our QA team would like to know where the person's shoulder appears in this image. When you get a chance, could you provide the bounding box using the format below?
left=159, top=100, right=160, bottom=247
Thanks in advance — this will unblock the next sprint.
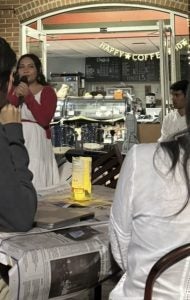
left=134, top=143, right=157, bottom=152
left=42, top=85, right=54, bottom=92
left=163, top=110, right=177, bottom=120
left=128, top=143, right=157, bottom=159
left=160, top=111, right=176, bottom=129
left=123, top=144, right=157, bottom=173
left=42, top=85, right=57, bottom=97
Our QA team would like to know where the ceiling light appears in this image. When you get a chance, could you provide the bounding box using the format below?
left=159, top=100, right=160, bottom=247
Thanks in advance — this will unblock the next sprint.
left=100, top=28, right=107, bottom=33
left=132, top=42, right=146, bottom=45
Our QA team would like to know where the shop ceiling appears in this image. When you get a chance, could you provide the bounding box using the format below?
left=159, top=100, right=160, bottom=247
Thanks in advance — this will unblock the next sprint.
left=30, top=7, right=188, bottom=57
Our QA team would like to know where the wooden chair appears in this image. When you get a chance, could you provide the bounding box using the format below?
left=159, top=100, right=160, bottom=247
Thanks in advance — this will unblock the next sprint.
left=144, top=243, right=190, bottom=300
left=91, top=143, right=124, bottom=188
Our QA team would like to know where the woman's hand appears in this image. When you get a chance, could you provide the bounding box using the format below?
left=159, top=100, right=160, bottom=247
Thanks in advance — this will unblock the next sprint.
left=14, top=82, right=30, bottom=98
left=0, top=104, right=21, bottom=124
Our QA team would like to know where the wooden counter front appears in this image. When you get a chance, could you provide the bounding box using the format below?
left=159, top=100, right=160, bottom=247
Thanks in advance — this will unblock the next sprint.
left=137, top=123, right=161, bottom=143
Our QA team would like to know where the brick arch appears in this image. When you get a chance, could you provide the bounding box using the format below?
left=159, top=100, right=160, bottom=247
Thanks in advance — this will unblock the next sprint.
left=15, top=0, right=188, bottom=23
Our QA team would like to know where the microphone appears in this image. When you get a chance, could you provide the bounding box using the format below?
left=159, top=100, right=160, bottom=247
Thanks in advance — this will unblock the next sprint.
left=18, top=96, right=25, bottom=106
left=19, top=75, right=28, bottom=84
left=18, top=76, right=28, bottom=106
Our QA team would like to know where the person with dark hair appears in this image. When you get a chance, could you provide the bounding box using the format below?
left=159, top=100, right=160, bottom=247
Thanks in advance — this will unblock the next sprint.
left=0, top=38, right=37, bottom=232
left=158, top=79, right=189, bottom=142
left=8, top=53, right=60, bottom=190
left=109, top=84, right=190, bottom=299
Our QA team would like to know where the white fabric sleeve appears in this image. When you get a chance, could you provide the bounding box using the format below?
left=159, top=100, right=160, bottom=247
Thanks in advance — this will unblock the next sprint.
left=158, top=116, right=168, bottom=142
left=109, top=145, right=136, bottom=271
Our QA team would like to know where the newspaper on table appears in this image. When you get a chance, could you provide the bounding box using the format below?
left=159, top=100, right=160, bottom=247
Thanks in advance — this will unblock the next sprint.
left=0, top=185, right=117, bottom=300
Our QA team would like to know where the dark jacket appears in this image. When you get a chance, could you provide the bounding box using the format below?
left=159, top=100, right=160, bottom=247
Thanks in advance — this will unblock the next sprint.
left=0, top=123, right=37, bottom=231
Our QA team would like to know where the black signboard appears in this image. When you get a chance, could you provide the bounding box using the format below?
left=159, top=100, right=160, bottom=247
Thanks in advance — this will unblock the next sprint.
left=122, top=58, right=160, bottom=82
left=180, top=55, right=189, bottom=80
left=85, top=57, right=160, bottom=82
left=85, top=57, right=121, bottom=82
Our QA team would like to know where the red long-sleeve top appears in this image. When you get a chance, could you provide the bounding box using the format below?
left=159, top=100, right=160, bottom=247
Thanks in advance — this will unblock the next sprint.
left=8, top=86, right=57, bottom=139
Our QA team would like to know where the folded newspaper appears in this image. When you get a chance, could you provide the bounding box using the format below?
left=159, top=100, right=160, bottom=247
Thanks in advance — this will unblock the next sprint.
left=0, top=223, right=118, bottom=300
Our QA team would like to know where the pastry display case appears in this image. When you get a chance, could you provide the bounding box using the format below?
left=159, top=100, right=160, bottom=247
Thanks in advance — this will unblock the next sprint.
left=51, top=96, right=132, bottom=150
left=62, top=96, right=130, bottom=121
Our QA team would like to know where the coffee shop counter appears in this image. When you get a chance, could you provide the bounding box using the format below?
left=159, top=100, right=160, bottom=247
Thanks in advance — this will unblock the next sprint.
left=137, top=122, right=161, bottom=143
left=136, top=107, right=161, bottom=143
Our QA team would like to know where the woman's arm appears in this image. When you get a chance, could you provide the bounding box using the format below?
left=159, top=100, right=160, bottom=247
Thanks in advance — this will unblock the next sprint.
left=24, top=86, right=57, bottom=127
left=0, top=123, right=37, bottom=231
left=109, top=145, right=136, bottom=271
left=0, top=105, right=37, bottom=231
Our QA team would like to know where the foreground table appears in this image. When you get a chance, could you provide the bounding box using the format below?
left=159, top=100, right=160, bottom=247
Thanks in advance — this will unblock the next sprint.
left=0, top=186, right=118, bottom=300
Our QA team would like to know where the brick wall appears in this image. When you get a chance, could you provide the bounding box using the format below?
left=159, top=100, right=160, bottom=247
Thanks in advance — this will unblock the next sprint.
left=0, top=2, right=20, bottom=52
left=0, top=0, right=189, bottom=54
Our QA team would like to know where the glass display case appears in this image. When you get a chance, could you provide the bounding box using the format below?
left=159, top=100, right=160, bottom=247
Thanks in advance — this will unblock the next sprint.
left=106, top=87, right=134, bottom=99
left=54, top=99, right=65, bottom=120
left=51, top=96, right=132, bottom=150
left=62, top=96, right=130, bottom=121
left=50, top=72, right=83, bottom=96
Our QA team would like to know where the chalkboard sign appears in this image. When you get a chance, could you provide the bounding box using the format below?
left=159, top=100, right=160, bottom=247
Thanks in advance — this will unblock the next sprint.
left=85, top=57, right=121, bottom=82
left=85, top=57, right=160, bottom=82
left=85, top=55, right=188, bottom=82
left=122, top=58, right=160, bottom=82
left=180, top=55, right=189, bottom=81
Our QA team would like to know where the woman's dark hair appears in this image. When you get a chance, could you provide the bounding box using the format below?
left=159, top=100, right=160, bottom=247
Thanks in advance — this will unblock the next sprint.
left=15, top=53, right=48, bottom=86
left=154, top=83, right=190, bottom=213
left=0, top=37, right=17, bottom=108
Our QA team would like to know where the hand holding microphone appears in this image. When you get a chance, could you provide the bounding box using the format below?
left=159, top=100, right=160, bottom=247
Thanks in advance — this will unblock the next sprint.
left=14, top=75, right=29, bottom=106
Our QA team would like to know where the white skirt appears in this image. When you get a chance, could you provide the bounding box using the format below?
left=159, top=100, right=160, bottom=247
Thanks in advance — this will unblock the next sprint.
left=22, top=122, right=60, bottom=190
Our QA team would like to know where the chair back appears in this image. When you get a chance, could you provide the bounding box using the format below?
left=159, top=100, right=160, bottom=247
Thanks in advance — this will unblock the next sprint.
left=144, top=243, right=190, bottom=300
left=91, top=143, right=123, bottom=188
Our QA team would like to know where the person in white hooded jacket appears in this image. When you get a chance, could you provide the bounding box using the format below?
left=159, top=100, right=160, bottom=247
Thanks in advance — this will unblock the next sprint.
left=109, top=81, right=190, bottom=299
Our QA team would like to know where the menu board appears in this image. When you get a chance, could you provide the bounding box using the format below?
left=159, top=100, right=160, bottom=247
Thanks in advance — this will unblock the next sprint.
left=122, top=58, right=160, bottom=82
left=85, top=57, right=121, bottom=82
left=180, top=55, right=189, bottom=80
left=85, top=57, right=160, bottom=82
left=85, top=56, right=188, bottom=82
